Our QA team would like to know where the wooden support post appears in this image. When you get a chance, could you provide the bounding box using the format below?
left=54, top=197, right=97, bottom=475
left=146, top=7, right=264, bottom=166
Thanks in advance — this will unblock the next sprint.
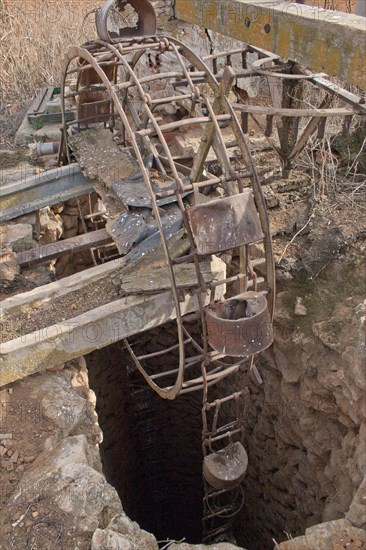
left=278, top=79, right=304, bottom=178
left=190, top=66, right=236, bottom=183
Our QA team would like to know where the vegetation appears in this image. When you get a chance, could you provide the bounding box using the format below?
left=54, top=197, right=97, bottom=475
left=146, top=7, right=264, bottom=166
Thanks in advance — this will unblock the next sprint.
left=0, top=0, right=99, bottom=142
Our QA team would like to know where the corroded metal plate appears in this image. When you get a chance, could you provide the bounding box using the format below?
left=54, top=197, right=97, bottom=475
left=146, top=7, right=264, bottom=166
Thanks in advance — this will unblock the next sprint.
left=187, top=190, right=264, bottom=255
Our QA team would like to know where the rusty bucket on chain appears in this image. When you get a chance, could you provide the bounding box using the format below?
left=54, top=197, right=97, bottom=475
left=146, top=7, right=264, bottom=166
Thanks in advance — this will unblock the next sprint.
left=203, top=442, right=248, bottom=490
left=187, top=190, right=264, bottom=255
left=205, top=291, right=273, bottom=357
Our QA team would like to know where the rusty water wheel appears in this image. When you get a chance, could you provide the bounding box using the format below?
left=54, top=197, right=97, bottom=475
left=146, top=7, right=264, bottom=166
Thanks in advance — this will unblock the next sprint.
left=60, top=35, right=275, bottom=400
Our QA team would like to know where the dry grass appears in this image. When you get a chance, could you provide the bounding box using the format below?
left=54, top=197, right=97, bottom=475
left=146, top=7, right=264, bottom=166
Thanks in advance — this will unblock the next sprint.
left=280, top=75, right=366, bottom=201
left=0, top=0, right=99, bottom=111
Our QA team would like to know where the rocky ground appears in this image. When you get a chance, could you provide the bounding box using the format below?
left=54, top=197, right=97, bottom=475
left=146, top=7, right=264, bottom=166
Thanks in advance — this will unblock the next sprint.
left=0, top=359, right=248, bottom=550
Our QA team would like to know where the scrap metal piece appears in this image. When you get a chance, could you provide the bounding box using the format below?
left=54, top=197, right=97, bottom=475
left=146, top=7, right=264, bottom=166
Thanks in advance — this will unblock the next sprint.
left=96, top=0, right=157, bottom=42
left=124, top=205, right=183, bottom=262
left=205, top=291, right=273, bottom=357
left=188, top=191, right=264, bottom=255
left=106, top=208, right=150, bottom=254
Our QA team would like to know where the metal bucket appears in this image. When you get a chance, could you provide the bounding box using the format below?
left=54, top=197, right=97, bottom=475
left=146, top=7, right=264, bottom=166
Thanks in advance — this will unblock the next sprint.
left=187, top=191, right=264, bottom=255
left=205, top=291, right=273, bottom=357
left=203, top=442, right=248, bottom=490
left=96, top=0, right=157, bottom=42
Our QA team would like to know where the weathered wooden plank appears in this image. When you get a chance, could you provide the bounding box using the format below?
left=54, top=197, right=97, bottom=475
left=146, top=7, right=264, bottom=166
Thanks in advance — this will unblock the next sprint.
left=0, top=257, right=226, bottom=387
left=300, top=69, right=366, bottom=112
left=69, top=128, right=137, bottom=218
left=69, top=128, right=139, bottom=188
left=1, top=255, right=127, bottom=319
left=120, top=260, right=216, bottom=294
left=1, top=230, right=188, bottom=319
left=16, top=229, right=112, bottom=267
left=232, top=104, right=362, bottom=118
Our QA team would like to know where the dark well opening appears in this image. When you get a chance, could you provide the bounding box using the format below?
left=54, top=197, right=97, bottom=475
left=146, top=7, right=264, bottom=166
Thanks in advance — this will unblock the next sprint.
left=85, top=321, right=322, bottom=550
left=86, top=326, right=204, bottom=544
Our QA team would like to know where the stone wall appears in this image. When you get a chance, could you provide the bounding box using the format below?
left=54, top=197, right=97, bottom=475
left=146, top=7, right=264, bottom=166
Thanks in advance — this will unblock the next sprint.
left=86, top=328, right=205, bottom=544
left=233, top=252, right=366, bottom=549
left=55, top=194, right=99, bottom=278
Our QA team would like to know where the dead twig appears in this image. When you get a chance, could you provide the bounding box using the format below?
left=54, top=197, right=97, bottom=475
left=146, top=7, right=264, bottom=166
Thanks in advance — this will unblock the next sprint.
left=159, top=538, right=186, bottom=550
left=279, top=211, right=315, bottom=263
left=11, top=504, right=32, bottom=528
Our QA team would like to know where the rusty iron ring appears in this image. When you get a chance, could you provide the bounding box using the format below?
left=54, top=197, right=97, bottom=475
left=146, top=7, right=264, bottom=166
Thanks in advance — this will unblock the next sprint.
left=96, top=0, right=157, bottom=42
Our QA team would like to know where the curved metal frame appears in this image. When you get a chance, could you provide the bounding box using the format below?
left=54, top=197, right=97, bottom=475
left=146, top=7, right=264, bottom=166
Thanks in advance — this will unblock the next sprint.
left=60, top=36, right=275, bottom=401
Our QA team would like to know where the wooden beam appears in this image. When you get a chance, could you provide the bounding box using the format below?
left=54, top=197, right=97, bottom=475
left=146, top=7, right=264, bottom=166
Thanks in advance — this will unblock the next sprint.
left=1, top=230, right=189, bottom=319
left=0, top=256, right=226, bottom=387
left=232, top=104, right=364, bottom=117
left=120, top=260, right=218, bottom=293
left=16, top=229, right=112, bottom=267
left=1, top=254, right=128, bottom=320
left=0, top=164, right=93, bottom=222
left=175, top=0, right=366, bottom=89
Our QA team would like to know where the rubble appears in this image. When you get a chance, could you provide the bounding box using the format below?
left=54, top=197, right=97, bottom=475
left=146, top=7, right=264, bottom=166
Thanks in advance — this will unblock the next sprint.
left=10, top=434, right=122, bottom=533
left=170, top=545, right=245, bottom=550
left=0, top=224, right=34, bottom=252
left=0, top=246, right=20, bottom=284
left=277, top=519, right=366, bottom=549
left=91, top=513, right=159, bottom=550
left=36, top=206, right=63, bottom=245
left=346, top=476, right=366, bottom=529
